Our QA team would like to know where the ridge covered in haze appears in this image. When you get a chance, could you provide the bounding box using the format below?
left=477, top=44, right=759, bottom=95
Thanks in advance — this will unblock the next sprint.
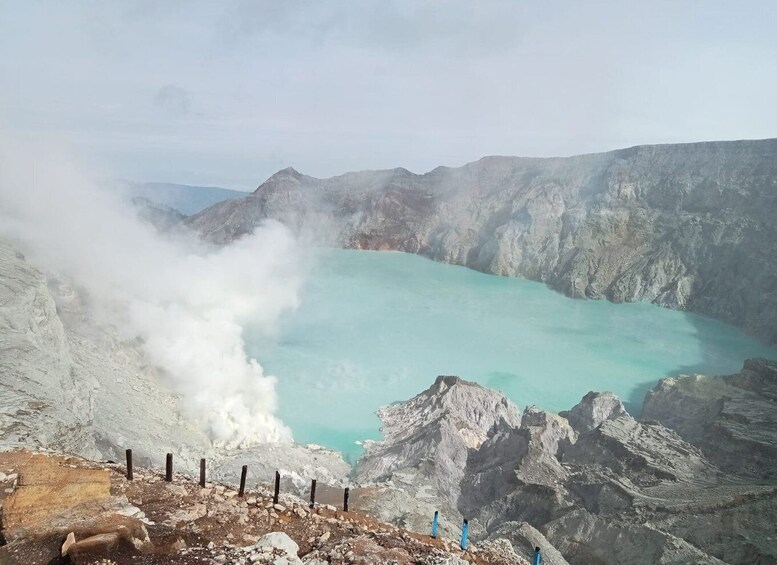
left=117, top=180, right=246, bottom=215
left=187, top=138, right=777, bottom=346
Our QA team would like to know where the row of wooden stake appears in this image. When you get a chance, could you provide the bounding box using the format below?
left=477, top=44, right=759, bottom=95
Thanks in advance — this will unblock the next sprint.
left=124, top=449, right=349, bottom=510
left=125, top=449, right=540, bottom=562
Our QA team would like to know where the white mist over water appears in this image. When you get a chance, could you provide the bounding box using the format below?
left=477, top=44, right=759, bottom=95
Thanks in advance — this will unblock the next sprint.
left=0, top=144, right=301, bottom=447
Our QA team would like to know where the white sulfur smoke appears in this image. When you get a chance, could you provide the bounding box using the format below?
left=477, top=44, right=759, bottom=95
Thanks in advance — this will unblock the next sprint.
left=0, top=142, right=300, bottom=447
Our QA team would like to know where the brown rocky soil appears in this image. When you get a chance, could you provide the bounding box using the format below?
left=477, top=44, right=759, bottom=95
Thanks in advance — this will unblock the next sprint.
left=0, top=450, right=526, bottom=565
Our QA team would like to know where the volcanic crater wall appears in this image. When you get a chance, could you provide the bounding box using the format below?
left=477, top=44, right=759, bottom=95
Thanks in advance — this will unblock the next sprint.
left=188, top=139, right=777, bottom=346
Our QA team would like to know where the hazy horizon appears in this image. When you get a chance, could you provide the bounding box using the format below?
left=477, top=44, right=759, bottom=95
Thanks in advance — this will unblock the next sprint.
left=133, top=135, right=777, bottom=191
left=2, top=1, right=776, bottom=189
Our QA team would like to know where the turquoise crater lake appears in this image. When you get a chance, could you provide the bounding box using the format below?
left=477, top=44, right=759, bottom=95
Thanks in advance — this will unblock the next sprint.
left=249, top=249, right=777, bottom=461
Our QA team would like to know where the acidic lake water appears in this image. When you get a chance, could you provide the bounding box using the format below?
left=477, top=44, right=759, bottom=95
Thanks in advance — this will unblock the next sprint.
left=249, top=249, right=777, bottom=461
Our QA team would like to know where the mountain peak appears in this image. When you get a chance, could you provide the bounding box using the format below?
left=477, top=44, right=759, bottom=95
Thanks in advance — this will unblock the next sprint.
left=252, top=167, right=304, bottom=194
left=277, top=166, right=301, bottom=176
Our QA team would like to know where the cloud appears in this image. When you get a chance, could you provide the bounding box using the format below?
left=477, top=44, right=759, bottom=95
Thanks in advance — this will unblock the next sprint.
left=0, top=140, right=301, bottom=447
left=1, top=1, right=776, bottom=188
left=154, top=84, right=192, bottom=117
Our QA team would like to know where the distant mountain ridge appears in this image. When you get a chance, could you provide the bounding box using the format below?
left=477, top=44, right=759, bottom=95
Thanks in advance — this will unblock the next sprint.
left=187, top=139, right=777, bottom=346
left=118, top=181, right=245, bottom=215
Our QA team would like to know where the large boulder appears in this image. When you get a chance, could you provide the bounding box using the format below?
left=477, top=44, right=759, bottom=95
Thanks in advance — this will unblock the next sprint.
left=559, top=392, right=628, bottom=433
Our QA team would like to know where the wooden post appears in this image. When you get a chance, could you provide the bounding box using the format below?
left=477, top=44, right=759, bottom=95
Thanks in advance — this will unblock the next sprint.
left=238, top=465, right=248, bottom=497
left=165, top=453, right=173, bottom=482
left=309, top=479, right=317, bottom=508
left=199, top=458, right=206, bottom=487
left=343, top=487, right=350, bottom=512
left=273, top=471, right=280, bottom=504
left=125, top=449, right=133, bottom=481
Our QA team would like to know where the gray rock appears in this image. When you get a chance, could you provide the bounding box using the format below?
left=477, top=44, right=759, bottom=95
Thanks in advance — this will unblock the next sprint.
left=354, top=375, right=521, bottom=536
left=563, top=415, right=720, bottom=487
left=355, top=374, right=777, bottom=564
left=559, top=392, right=628, bottom=433
left=642, top=358, right=777, bottom=480
left=543, top=508, right=726, bottom=565
left=254, top=531, right=302, bottom=564
left=487, top=522, right=569, bottom=565
left=459, top=407, right=576, bottom=533
left=431, top=556, right=470, bottom=564
left=188, top=139, right=777, bottom=346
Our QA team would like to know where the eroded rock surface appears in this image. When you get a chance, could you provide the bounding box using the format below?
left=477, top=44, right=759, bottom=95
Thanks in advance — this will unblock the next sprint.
left=559, top=391, right=627, bottom=433
left=354, top=370, right=777, bottom=564
left=642, top=357, right=777, bottom=480
left=354, top=375, right=521, bottom=537
left=188, top=139, right=777, bottom=346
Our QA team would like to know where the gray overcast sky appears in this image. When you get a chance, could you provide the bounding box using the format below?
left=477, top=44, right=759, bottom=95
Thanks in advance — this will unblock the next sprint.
left=1, top=1, right=776, bottom=189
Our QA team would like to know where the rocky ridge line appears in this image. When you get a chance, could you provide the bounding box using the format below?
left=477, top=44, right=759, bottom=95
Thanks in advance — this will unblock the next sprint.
left=187, top=139, right=777, bottom=345
left=352, top=359, right=777, bottom=564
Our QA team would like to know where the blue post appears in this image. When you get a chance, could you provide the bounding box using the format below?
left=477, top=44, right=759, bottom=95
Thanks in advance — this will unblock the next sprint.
left=533, top=546, right=542, bottom=565
left=431, top=510, right=439, bottom=538
left=460, top=519, right=469, bottom=550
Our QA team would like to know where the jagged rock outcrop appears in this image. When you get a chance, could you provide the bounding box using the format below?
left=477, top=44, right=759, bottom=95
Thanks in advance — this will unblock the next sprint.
left=642, top=358, right=777, bottom=480
left=459, top=406, right=576, bottom=535
left=559, top=391, right=627, bottom=433
left=188, top=139, right=777, bottom=346
left=563, top=416, right=721, bottom=487
left=353, top=375, right=521, bottom=536
left=354, top=371, right=777, bottom=564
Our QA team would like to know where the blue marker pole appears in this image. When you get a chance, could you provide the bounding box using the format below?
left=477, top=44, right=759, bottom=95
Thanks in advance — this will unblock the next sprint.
left=460, top=519, right=469, bottom=551
left=431, top=511, right=439, bottom=538
left=533, top=546, right=542, bottom=565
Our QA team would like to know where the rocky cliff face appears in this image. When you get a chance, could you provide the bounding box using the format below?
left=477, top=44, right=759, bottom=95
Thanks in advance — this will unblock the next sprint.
left=3, top=228, right=777, bottom=563
left=353, top=366, right=777, bottom=564
left=353, top=376, right=520, bottom=537
left=187, top=139, right=777, bottom=345
left=642, top=357, right=777, bottom=480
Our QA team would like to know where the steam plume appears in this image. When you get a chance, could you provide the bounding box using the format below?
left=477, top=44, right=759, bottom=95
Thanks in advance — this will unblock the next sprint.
left=0, top=143, right=299, bottom=447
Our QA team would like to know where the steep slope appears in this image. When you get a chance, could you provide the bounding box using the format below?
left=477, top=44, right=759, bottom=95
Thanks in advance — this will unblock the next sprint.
left=0, top=239, right=349, bottom=490
left=188, top=139, right=777, bottom=345
left=353, top=376, right=521, bottom=536
left=642, top=357, right=777, bottom=480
